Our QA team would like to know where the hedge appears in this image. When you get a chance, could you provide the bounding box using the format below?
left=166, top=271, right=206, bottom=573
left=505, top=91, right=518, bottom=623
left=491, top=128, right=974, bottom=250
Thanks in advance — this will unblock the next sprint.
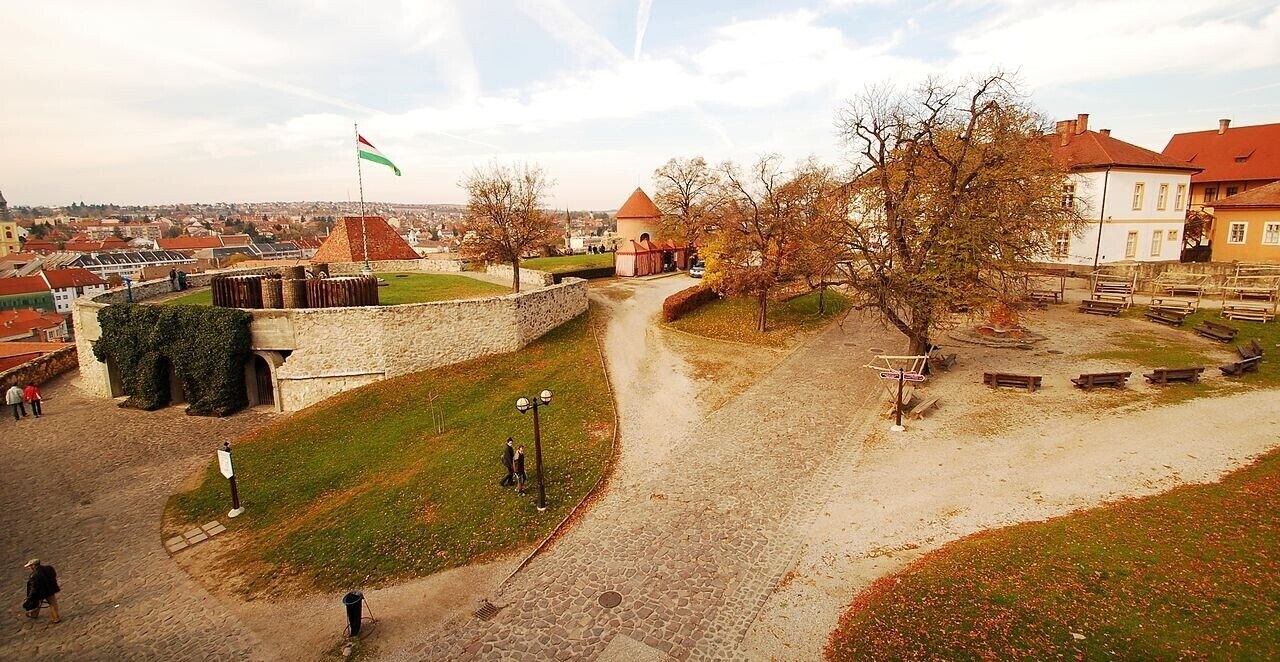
left=92, top=303, right=253, bottom=416
left=662, top=285, right=719, bottom=322
left=551, top=266, right=617, bottom=283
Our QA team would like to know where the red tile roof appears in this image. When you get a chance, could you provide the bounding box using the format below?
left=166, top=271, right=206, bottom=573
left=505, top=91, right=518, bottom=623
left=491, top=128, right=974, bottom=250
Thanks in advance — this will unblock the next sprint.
left=20, top=239, right=57, bottom=253
left=99, top=236, right=130, bottom=249
left=0, top=275, right=51, bottom=297
left=312, top=216, right=421, bottom=262
left=0, top=308, right=65, bottom=336
left=616, top=188, right=662, bottom=219
left=219, top=233, right=252, bottom=246
left=0, top=341, right=71, bottom=371
left=158, top=236, right=223, bottom=251
left=1210, top=180, right=1280, bottom=209
left=40, top=267, right=106, bottom=289
left=1163, top=122, right=1280, bottom=184
left=1046, top=129, right=1200, bottom=172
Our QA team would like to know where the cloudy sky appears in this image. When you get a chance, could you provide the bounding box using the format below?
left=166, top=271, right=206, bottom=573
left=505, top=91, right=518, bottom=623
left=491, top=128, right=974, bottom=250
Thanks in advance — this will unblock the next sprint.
left=3, top=0, right=1280, bottom=209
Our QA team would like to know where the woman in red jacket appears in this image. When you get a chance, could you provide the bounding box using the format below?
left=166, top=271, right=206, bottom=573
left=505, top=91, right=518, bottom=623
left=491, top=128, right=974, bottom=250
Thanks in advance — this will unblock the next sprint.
left=23, top=382, right=42, bottom=418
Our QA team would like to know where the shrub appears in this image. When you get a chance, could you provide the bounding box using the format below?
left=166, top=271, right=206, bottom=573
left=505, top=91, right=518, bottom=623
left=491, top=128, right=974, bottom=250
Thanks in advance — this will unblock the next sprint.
left=662, top=284, right=718, bottom=322
left=551, top=266, right=616, bottom=283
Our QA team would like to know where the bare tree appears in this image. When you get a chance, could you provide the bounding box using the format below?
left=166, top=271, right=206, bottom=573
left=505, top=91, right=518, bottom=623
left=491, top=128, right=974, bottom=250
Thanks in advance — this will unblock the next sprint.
left=835, top=73, right=1086, bottom=354
left=459, top=162, right=558, bottom=292
left=652, top=157, right=724, bottom=244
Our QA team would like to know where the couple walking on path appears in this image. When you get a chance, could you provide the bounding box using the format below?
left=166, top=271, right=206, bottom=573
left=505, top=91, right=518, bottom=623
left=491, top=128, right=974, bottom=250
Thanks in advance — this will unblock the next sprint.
left=22, top=559, right=61, bottom=624
left=499, top=438, right=528, bottom=494
left=6, top=383, right=43, bottom=421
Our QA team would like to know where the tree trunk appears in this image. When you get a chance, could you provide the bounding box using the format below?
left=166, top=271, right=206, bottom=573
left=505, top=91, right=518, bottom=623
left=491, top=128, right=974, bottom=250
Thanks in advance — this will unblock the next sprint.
left=757, top=290, right=769, bottom=333
left=908, top=332, right=930, bottom=357
left=818, top=285, right=827, bottom=314
left=511, top=259, right=521, bottom=293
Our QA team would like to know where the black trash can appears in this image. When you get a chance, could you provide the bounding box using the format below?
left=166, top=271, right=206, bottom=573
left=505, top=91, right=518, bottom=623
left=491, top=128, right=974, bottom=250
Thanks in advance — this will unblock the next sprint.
left=343, top=591, right=364, bottom=636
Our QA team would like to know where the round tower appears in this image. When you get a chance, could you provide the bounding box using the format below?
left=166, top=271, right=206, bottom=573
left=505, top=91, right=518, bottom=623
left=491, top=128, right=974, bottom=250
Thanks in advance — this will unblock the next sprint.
left=615, top=188, right=662, bottom=244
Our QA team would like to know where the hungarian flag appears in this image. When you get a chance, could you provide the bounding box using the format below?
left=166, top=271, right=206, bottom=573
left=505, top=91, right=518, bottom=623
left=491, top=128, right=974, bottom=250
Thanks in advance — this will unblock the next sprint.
left=357, top=134, right=401, bottom=176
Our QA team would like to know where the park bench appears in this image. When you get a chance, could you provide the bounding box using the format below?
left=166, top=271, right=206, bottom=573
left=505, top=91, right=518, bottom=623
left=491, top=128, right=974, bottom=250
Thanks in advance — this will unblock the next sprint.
left=1150, top=297, right=1198, bottom=315
left=1221, top=301, right=1276, bottom=323
left=1238, top=338, right=1265, bottom=360
left=1144, top=308, right=1188, bottom=327
left=1219, top=355, right=1262, bottom=376
left=928, top=350, right=958, bottom=371
left=1143, top=367, right=1205, bottom=385
left=907, top=396, right=939, bottom=420
left=1027, top=289, right=1062, bottom=304
left=1070, top=371, right=1132, bottom=391
left=1079, top=299, right=1123, bottom=316
left=1194, top=320, right=1239, bottom=343
left=983, top=372, right=1041, bottom=392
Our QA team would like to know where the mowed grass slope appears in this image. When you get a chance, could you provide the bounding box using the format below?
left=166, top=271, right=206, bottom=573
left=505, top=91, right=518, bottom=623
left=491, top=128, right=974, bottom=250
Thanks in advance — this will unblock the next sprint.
left=669, top=290, right=849, bottom=347
left=168, top=310, right=611, bottom=592
left=162, top=289, right=214, bottom=306
left=522, top=253, right=615, bottom=274
left=828, top=448, right=1280, bottom=659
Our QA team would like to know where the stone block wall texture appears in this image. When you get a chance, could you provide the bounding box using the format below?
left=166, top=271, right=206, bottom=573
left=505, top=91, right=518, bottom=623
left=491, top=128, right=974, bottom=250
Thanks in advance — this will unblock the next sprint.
left=0, top=346, right=79, bottom=389
left=484, top=264, right=555, bottom=288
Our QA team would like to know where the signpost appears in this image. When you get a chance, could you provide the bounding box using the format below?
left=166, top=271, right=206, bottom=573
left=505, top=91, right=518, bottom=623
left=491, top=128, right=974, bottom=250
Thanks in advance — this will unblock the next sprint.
left=218, top=441, right=245, bottom=518
left=878, top=369, right=926, bottom=432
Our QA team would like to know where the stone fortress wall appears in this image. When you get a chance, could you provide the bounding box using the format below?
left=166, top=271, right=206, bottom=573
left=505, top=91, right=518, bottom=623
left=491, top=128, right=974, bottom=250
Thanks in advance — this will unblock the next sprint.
left=73, top=260, right=586, bottom=412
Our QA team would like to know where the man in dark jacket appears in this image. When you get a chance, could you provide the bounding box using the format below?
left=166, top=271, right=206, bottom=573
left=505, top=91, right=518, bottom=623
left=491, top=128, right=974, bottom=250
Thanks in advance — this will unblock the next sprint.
left=499, top=438, right=516, bottom=487
left=23, top=559, right=60, bottom=623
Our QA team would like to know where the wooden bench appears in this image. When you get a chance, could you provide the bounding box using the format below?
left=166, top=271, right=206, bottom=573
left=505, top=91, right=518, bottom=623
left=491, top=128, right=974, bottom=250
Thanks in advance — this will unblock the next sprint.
left=907, top=396, right=939, bottom=420
left=1238, top=338, right=1266, bottom=360
left=1144, top=308, right=1188, bottom=327
left=1071, top=371, right=1132, bottom=391
left=1220, top=356, right=1262, bottom=376
left=1079, top=299, right=1123, bottom=316
left=1194, top=320, right=1239, bottom=343
left=1028, top=289, right=1062, bottom=304
left=884, top=388, right=919, bottom=417
left=928, top=351, right=957, bottom=371
left=1222, top=301, right=1276, bottom=323
left=1150, top=297, right=1198, bottom=315
left=983, top=372, right=1042, bottom=392
left=1143, top=367, right=1205, bottom=385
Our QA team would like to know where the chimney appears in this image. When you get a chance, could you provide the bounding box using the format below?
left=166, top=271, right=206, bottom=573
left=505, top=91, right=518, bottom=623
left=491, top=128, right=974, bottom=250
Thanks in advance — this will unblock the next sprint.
left=1218, top=118, right=1231, bottom=134
left=1055, top=119, right=1074, bottom=146
left=1075, top=113, right=1089, bottom=134
left=1099, top=128, right=1111, bottom=137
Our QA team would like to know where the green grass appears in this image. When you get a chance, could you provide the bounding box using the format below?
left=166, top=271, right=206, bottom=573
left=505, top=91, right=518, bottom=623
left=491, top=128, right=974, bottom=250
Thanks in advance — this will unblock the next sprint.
left=160, top=274, right=508, bottom=308
left=168, top=310, right=612, bottom=592
left=828, top=447, right=1280, bottom=660
left=668, top=290, right=849, bottom=347
left=521, top=253, right=615, bottom=274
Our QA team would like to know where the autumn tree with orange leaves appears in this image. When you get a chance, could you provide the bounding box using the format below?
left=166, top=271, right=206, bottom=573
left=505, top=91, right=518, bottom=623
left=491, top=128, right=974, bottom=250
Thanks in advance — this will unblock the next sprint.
left=459, top=162, right=559, bottom=292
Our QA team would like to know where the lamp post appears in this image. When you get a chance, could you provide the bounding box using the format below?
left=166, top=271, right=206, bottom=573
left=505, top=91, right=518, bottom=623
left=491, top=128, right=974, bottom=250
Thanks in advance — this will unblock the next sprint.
left=515, top=389, right=552, bottom=512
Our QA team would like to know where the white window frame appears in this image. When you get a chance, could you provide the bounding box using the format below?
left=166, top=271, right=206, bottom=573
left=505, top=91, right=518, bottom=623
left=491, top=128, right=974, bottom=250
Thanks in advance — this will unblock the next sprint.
left=1051, top=231, right=1071, bottom=258
left=1167, top=229, right=1179, bottom=242
left=1132, top=183, right=1145, bottom=211
left=1228, top=222, right=1248, bottom=244
left=1157, top=184, right=1169, bottom=211
left=1175, top=184, right=1186, bottom=211
left=1150, top=231, right=1163, bottom=257
left=1125, top=231, right=1139, bottom=258
left=1263, top=222, right=1280, bottom=246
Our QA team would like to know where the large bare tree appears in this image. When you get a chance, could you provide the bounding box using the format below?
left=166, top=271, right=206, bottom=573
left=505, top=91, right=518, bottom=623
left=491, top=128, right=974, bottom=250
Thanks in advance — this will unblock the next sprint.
left=652, top=156, right=724, bottom=244
left=459, top=162, right=558, bottom=292
left=835, top=73, right=1086, bottom=354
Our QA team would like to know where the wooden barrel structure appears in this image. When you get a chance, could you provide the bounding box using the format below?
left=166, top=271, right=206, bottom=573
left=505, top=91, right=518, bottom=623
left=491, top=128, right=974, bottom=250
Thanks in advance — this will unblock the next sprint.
left=261, top=277, right=283, bottom=309
left=306, top=275, right=379, bottom=308
left=211, top=274, right=271, bottom=309
left=281, top=277, right=307, bottom=309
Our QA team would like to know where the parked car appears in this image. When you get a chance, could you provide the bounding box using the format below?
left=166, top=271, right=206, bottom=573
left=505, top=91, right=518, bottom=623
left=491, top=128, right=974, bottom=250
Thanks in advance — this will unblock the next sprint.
left=689, top=260, right=705, bottom=278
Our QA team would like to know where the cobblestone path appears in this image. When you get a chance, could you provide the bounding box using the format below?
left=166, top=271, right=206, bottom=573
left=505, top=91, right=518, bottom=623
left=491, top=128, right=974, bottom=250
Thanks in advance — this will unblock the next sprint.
left=396, top=280, right=887, bottom=660
left=0, top=379, right=274, bottom=661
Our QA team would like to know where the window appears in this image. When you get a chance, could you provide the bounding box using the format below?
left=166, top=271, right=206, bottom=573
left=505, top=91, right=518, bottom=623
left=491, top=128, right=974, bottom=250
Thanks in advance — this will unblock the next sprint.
left=1204, top=188, right=1217, bottom=203
left=1150, top=231, right=1163, bottom=256
left=1051, top=231, right=1071, bottom=258
left=1157, top=184, right=1169, bottom=210
left=1175, top=184, right=1186, bottom=211
left=1168, top=229, right=1179, bottom=242
left=1125, top=231, right=1139, bottom=258
left=1132, top=183, right=1145, bottom=210
left=1061, top=183, right=1076, bottom=210
left=1226, top=186, right=1239, bottom=197
left=1228, top=222, right=1247, bottom=244
left=1264, top=223, right=1280, bottom=245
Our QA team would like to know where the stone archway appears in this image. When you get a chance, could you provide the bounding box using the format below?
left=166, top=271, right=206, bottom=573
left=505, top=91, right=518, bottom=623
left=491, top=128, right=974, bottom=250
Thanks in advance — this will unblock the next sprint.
left=244, top=351, right=284, bottom=412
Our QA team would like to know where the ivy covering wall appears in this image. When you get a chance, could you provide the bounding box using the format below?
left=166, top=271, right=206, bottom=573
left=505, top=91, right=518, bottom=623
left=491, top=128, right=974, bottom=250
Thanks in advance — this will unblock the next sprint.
left=92, top=304, right=253, bottom=416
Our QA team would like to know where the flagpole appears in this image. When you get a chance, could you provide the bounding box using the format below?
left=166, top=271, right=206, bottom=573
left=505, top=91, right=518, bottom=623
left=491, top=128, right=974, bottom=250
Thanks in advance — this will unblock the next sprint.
left=355, top=122, right=371, bottom=274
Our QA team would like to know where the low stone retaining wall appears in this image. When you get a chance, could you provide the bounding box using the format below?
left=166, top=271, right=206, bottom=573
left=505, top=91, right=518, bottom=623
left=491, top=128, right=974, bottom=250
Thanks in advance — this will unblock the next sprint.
left=485, top=264, right=555, bottom=288
left=327, top=258, right=464, bottom=275
left=0, top=346, right=79, bottom=388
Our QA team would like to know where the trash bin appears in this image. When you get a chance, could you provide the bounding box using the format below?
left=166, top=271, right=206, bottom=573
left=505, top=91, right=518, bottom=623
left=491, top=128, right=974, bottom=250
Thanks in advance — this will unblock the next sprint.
left=343, top=591, right=364, bottom=636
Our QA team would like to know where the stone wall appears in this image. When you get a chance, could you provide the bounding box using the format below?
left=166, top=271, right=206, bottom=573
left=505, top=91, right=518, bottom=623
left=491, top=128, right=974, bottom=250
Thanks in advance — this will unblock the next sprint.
left=326, top=258, right=464, bottom=275
left=89, top=268, right=278, bottom=305
left=485, top=264, right=555, bottom=288
left=0, top=346, right=79, bottom=389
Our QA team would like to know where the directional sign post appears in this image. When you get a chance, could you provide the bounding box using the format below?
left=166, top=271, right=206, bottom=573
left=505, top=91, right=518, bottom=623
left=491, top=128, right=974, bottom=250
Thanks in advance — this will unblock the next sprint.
left=218, top=441, right=245, bottom=518
left=878, top=369, right=926, bottom=431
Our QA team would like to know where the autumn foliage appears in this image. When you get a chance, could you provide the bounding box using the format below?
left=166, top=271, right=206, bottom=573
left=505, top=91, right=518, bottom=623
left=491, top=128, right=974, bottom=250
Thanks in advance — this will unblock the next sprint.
left=662, top=284, right=718, bottom=323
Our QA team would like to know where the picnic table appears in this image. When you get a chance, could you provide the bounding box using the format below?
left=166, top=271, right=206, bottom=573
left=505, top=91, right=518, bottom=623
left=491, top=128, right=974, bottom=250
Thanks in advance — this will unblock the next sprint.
left=1221, top=301, right=1276, bottom=323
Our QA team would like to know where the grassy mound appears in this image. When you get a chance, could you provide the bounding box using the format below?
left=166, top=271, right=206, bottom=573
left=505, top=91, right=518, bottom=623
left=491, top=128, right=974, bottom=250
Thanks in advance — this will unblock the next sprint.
left=522, top=253, right=614, bottom=274
left=668, top=290, right=849, bottom=347
left=828, top=447, right=1280, bottom=659
left=168, top=310, right=612, bottom=592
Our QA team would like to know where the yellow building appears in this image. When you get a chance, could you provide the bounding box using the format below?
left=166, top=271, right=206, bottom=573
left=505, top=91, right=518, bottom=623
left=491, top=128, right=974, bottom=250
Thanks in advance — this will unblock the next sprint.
left=1206, top=180, right=1280, bottom=263
left=0, top=222, right=18, bottom=257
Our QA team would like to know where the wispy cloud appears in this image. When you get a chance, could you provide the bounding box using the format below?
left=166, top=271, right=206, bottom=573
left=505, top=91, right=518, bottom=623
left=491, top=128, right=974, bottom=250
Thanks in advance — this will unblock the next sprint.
left=634, top=0, right=654, bottom=60
left=516, top=0, right=625, bottom=62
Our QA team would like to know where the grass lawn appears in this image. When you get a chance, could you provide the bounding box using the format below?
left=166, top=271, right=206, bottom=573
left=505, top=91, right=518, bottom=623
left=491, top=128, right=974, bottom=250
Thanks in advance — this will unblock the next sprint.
left=167, top=309, right=613, bottom=593
left=521, top=253, right=615, bottom=274
left=828, top=447, right=1280, bottom=659
left=668, top=289, right=849, bottom=347
left=160, top=273, right=508, bottom=308
left=161, top=289, right=213, bottom=306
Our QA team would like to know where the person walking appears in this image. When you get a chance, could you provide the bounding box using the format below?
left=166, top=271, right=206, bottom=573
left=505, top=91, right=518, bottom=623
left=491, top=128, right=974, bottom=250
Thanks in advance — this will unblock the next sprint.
left=514, top=446, right=527, bottom=495
left=168, top=267, right=178, bottom=292
left=23, top=559, right=60, bottom=623
left=23, top=382, right=43, bottom=418
left=6, top=384, right=26, bottom=421
left=499, top=438, right=516, bottom=487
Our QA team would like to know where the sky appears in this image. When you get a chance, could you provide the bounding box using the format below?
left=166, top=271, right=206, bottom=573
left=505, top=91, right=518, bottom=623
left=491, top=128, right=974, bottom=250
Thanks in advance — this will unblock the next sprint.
left=3, top=0, right=1280, bottom=209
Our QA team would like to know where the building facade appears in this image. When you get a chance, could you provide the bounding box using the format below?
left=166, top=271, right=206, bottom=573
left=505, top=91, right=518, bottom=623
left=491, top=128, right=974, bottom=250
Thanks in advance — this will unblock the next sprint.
left=1204, top=181, right=1280, bottom=263
left=40, top=268, right=108, bottom=314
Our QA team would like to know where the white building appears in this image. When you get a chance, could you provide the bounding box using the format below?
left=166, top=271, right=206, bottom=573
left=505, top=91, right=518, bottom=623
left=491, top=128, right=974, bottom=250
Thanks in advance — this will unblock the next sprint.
left=1044, top=114, right=1201, bottom=267
left=40, top=268, right=109, bottom=314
